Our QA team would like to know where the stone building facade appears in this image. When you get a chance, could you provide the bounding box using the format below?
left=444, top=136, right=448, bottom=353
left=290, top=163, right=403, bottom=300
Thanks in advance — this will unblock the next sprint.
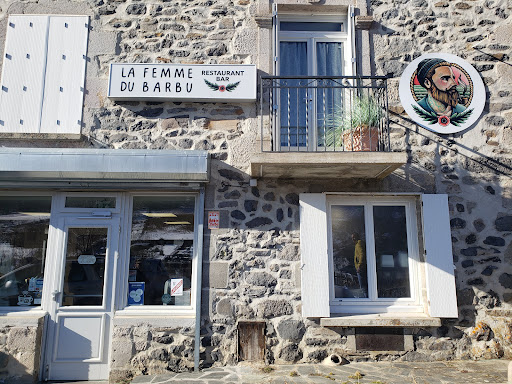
left=0, top=0, right=510, bottom=382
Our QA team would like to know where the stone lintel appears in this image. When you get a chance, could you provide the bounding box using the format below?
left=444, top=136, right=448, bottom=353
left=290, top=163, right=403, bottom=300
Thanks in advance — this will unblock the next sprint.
left=321, top=314, right=442, bottom=328
left=255, top=16, right=272, bottom=29
left=355, top=15, right=374, bottom=30
left=276, top=2, right=351, bottom=13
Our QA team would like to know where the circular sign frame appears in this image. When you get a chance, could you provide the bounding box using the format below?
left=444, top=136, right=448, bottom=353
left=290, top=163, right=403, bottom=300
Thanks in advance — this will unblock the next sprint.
left=399, top=52, right=485, bottom=134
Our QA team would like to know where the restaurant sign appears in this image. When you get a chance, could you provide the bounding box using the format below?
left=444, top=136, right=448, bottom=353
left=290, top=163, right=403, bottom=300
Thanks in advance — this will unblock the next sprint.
left=108, top=64, right=257, bottom=102
left=399, top=53, right=485, bottom=134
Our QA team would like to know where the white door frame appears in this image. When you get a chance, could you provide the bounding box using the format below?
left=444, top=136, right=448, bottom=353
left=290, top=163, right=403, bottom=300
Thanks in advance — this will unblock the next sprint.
left=276, top=17, right=351, bottom=151
left=42, top=193, right=121, bottom=381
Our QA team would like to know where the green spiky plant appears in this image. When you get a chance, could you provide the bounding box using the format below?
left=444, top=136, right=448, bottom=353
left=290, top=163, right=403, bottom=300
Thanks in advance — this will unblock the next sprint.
left=322, top=95, right=384, bottom=148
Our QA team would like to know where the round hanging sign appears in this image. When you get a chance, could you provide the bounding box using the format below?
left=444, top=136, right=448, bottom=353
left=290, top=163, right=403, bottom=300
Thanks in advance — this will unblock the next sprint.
left=399, top=52, right=485, bottom=134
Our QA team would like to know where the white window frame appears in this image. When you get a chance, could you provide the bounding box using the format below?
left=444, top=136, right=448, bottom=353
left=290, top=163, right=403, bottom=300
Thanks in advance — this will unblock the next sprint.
left=114, top=192, right=203, bottom=317
left=276, top=14, right=354, bottom=78
left=0, top=191, right=204, bottom=318
left=57, top=192, right=121, bottom=213
left=299, top=193, right=458, bottom=319
left=327, top=196, right=423, bottom=314
left=0, top=191, right=55, bottom=313
left=274, top=13, right=355, bottom=151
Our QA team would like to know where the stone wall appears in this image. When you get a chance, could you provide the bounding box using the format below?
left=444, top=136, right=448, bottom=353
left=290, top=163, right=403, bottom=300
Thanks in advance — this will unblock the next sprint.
left=0, top=0, right=510, bottom=380
left=110, top=318, right=196, bottom=382
left=0, top=316, right=44, bottom=384
left=369, top=0, right=512, bottom=361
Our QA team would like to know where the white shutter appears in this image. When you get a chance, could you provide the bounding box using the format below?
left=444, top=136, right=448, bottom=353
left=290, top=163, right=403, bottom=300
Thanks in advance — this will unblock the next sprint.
left=0, top=16, right=49, bottom=133
left=40, top=16, right=88, bottom=134
left=422, top=194, right=458, bottom=318
left=299, top=193, right=330, bottom=318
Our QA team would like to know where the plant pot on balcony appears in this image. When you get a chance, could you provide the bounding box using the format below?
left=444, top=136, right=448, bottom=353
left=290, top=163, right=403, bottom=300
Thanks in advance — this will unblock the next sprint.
left=342, top=125, right=379, bottom=152
left=324, top=96, right=384, bottom=152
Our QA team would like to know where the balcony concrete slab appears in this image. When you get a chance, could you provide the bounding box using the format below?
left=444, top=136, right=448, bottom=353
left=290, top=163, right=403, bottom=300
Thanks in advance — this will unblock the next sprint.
left=249, top=151, right=407, bottom=179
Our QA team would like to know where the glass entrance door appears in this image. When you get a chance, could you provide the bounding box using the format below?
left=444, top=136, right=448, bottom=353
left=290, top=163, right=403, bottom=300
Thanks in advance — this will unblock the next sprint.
left=44, top=215, right=119, bottom=381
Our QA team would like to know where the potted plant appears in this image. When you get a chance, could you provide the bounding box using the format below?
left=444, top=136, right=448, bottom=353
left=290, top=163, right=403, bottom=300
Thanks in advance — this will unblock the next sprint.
left=324, top=95, right=384, bottom=151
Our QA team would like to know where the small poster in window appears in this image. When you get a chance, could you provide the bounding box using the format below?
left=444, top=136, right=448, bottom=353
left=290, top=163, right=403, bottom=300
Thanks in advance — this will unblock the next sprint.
left=28, top=278, right=37, bottom=291
left=170, top=279, right=183, bottom=296
left=28, top=278, right=44, bottom=292
left=208, top=211, right=220, bottom=229
left=128, top=270, right=137, bottom=282
left=34, top=291, right=42, bottom=305
left=17, top=291, right=33, bottom=306
left=128, top=282, right=145, bottom=305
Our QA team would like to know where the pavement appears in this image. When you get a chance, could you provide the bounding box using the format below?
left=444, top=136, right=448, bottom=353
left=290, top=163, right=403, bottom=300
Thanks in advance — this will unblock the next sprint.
left=129, top=359, right=510, bottom=384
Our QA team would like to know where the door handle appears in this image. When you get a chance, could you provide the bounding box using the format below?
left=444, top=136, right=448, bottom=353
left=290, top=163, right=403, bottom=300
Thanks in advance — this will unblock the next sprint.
left=51, top=290, right=60, bottom=300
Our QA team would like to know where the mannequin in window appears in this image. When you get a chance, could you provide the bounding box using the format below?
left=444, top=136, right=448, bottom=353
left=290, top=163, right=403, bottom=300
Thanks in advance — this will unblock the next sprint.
left=352, top=232, right=367, bottom=296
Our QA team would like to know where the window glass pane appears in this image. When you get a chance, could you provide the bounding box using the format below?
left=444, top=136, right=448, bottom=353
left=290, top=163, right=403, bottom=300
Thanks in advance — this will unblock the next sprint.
left=374, top=206, right=411, bottom=298
left=62, top=227, right=107, bottom=306
left=316, top=42, right=344, bottom=147
left=65, top=196, right=116, bottom=209
left=0, top=196, right=51, bottom=306
left=129, top=196, right=195, bottom=306
left=280, top=22, right=343, bottom=32
left=279, top=41, right=308, bottom=147
left=331, top=205, right=368, bottom=298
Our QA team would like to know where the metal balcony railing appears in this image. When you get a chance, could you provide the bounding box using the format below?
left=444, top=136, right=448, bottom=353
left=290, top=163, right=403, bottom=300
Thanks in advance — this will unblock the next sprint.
left=259, top=76, right=391, bottom=152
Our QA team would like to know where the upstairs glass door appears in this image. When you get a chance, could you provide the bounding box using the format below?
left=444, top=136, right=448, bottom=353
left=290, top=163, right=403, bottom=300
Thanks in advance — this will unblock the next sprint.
left=277, top=19, right=349, bottom=151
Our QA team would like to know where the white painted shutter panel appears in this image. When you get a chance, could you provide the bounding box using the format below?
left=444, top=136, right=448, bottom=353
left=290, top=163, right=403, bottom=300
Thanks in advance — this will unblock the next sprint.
left=40, top=16, right=88, bottom=134
left=422, top=194, right=458, bottom=318
left=299, top=193, right=330, bottom=318
left=0, top=16, right=49, bottom=133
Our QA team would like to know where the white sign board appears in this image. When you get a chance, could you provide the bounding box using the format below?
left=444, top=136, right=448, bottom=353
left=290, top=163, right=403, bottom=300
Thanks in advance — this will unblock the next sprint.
left=399, top=53, right=485, bottom=134
left=78, top=255, right=97, bottom=265
left=108, top=64, right=257, bottom=102
left=170, top=279, right=183, bottom=296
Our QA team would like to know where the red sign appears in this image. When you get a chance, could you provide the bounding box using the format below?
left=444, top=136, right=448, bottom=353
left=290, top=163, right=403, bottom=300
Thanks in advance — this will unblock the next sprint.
left=208, top=211, right=220, bottom=229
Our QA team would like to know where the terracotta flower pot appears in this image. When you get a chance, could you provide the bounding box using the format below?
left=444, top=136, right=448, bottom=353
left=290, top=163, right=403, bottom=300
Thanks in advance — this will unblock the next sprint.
left=342, top=125, right=379, bottom=151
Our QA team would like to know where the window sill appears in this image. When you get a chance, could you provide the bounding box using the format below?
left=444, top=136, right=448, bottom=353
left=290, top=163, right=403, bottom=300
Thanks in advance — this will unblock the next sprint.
left=113, top=312, right=195, bottom=328
left=0, top=310, right=47, bottom=326
left=320, top=313, right=441, bottom=328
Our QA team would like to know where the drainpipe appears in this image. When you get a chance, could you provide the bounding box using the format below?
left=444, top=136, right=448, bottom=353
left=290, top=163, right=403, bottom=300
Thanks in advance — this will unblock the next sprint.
left=194, top=188, right=205, bottom=372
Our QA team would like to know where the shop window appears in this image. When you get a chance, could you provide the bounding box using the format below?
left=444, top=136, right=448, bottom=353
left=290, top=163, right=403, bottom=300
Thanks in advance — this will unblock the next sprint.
left=0, top=196, right=51, bottom=307
left=128, top=196, right=195, bottom=306
left=0, top=15, right=89, bottom=135
left=299, top=193, right=458, bottom=318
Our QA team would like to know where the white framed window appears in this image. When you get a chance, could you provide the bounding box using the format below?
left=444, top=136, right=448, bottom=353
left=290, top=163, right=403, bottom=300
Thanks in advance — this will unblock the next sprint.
left=327, top=196, right=422, bottom=314
left=0, top=15, right=89, bottom=135
left=0, top=193, right=53, bottom=310
left=273, top=12, right=356, bottom=150
left=276, top=14, right=354, bottom=78
left=115, top=193, right=203, bottom=316
left=299, top=193, right=458, bottom=319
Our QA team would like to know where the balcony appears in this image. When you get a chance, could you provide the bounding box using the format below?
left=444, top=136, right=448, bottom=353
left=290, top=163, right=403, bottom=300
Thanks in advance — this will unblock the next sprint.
left=250, top=76, right=407, bottom=179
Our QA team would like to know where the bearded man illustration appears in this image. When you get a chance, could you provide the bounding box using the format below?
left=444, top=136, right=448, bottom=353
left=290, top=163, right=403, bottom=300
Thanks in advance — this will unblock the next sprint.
left=412, top=58, right=473, bottom=127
